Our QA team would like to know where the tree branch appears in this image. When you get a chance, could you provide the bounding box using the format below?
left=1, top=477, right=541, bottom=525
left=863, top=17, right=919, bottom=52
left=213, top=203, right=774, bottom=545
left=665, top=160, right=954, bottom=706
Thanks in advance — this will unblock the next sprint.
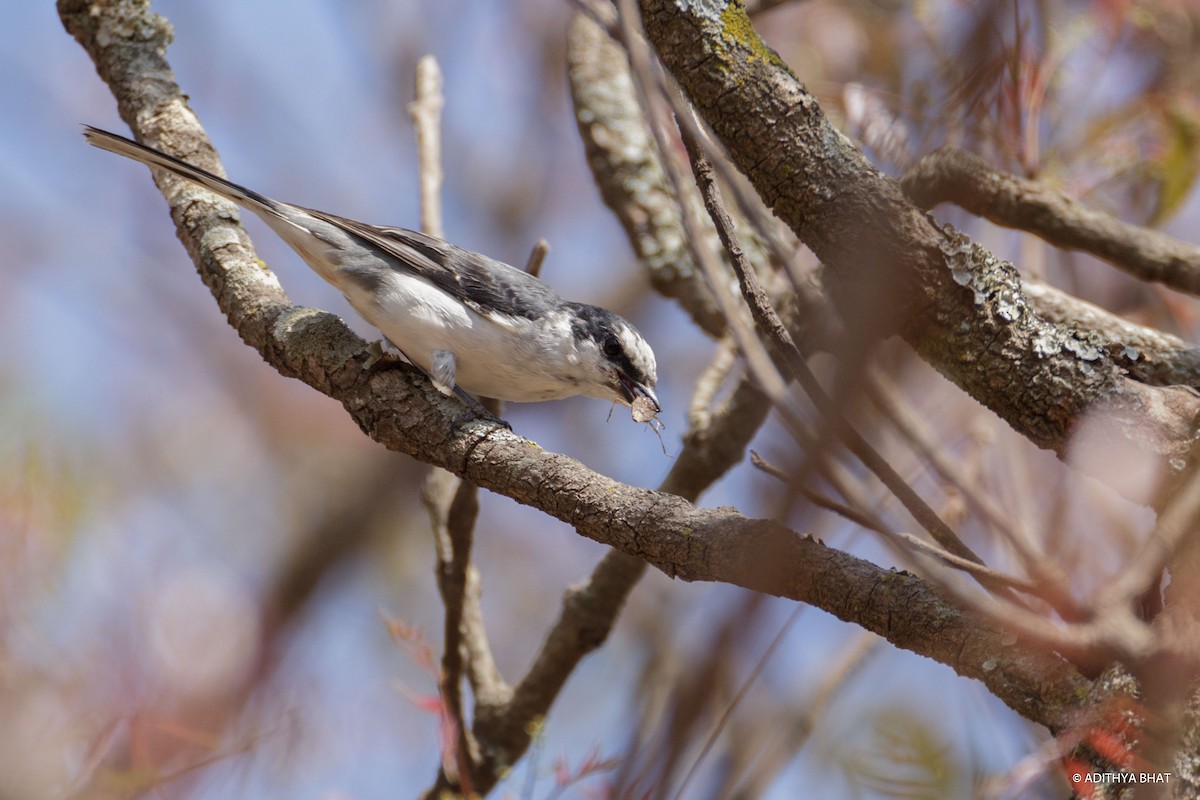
left=1024, top=280, right=1200, bottom=388
left=902, top=146, right=1200, bottom=298
left=636, top=0, right=1200, bottom=499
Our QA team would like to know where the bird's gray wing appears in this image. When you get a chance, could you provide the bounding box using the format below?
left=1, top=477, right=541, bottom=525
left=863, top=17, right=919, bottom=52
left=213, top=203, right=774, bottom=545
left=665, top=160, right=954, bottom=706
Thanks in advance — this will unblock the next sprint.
left=308, top=211, right=563, bottom=322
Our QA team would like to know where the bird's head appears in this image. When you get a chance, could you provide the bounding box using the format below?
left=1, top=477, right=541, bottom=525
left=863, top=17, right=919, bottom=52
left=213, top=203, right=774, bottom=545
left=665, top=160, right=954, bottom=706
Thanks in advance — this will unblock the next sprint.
left=566, top=304, right=659, bottom=415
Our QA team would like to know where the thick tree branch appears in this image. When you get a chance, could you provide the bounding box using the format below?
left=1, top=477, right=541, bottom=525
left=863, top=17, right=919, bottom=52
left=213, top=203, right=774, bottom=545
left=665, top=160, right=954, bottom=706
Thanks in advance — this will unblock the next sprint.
left=636, top=0, right=1200, bottom=497
left=1024, top=281, right=1200, bottom=388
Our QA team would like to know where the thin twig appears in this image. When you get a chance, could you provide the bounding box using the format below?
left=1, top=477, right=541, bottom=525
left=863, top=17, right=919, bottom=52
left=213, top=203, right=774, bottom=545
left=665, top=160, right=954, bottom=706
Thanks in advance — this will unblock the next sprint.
left=408, top=55, right=445, bottom=239
left=614, top=0, right=785, bottom=395
left=671, top=604, right=806, bottom=800
left=686, top=337, right=736, bottom=432
left=863, top=369, right=1087, bottom=621
left=524, top=238, right=550, bottom=277
left=727, top=632, right=877, bottom=797
left=567, top=9, right=728, bottom=337
left=896, top=533, right=1042, bottom=596
left=750, top=451, right=895, bottom=540
left=409, top=55, right=486, bottom=797
left=672, top=102, right=1012, bottom=596
left=750, top=452, right=1045, bottom=598
left=1096, top=458, right=1200, bottom=612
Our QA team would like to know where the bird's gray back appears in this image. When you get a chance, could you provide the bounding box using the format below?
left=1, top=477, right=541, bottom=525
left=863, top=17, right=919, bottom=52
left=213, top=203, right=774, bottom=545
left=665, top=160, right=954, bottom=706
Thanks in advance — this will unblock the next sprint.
left=310, top=213, right=564, bottom=321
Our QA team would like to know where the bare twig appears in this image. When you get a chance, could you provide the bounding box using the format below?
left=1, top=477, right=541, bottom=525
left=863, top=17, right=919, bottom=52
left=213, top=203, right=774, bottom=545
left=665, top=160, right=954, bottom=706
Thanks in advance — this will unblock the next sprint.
left=745, top=0, right=812, bottom=14
left=896, top=533, right=1042, bottom=596
left=613, top=0, right=790, bottom=399
left=751, top=452, right=1046, bottom=599
left=524, top=238, right=550, bottom=277
left=408, top=55, right=493, bottom=797
left=687, top=338, right=736, bottom=431
left=749, top=451, right=895, bottom=540
left=1097, top=458, right=1200, bottom=613
left=267, top=453, right=415, bottom=627
left=863, top=370, right=1087, bottom=621
left=408, top=55, right=445, bottom=239
left=726, top=632, right=878, bottom=798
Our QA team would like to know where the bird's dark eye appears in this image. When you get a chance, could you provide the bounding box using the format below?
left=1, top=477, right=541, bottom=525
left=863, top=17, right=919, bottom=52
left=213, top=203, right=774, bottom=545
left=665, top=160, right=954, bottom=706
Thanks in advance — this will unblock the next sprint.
left=602, top=334, right=622, bottom=358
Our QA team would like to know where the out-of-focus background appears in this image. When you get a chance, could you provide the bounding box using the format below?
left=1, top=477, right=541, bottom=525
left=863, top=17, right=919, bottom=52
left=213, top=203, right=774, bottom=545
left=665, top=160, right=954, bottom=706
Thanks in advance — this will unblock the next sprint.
left=4, top=1, right=1198, bottom=797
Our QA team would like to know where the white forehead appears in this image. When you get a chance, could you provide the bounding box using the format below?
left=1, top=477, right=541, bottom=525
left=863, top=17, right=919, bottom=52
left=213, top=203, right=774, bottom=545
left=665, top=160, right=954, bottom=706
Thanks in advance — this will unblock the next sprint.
left=618, top=324, right=657, bottom=383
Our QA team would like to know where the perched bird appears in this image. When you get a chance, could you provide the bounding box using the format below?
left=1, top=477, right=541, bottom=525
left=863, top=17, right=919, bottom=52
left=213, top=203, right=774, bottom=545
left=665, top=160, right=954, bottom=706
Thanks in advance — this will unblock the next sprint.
left=84, top=126, right=659, bottom=418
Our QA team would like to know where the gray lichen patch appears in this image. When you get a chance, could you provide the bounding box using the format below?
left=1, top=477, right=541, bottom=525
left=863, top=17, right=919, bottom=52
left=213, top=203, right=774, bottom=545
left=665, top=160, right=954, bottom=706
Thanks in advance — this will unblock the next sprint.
left=935, top=221, right=1105, bottom=365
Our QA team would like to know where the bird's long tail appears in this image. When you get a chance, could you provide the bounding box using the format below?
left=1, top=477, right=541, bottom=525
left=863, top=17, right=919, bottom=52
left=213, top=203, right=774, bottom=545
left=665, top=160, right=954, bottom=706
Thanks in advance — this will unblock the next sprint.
left=83, top=126, right=274, bottom=212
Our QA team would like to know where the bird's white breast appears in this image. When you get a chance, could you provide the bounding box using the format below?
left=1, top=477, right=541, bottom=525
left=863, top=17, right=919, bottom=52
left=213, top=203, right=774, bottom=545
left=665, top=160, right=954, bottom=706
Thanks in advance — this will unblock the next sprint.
left=341, top=269, right=584, bottom=402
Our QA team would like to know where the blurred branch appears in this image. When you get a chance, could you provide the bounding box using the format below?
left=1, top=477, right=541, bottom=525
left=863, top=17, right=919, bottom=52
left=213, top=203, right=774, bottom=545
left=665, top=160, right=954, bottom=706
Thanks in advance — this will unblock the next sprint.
left=726, top=632, right=878, bottom=798
left=745, top=0, right=810, bottom=14
left=407, top=55, right=493, bottom=797
left=671, top=603, right=805, bottom=800
left=1102, top=456, right=1200, bottom=618
left=408, top=55, right=445, bottom=240
left=671, top=98, right=1016, bottom=598
left=861, top=370, right=1086, bottom=621
left=636, top=0, right=1200, bottom=502
left=474, top=550, right=647, bottom=788
left=748, top=451, right=1061, bottom=607
left=616, top=592, right=765, bottom=794
left=568, top=11, right=728, bottom=338
left=902, top=147, right=1200, bottom=299
left=266, top=453, right=416, bottom=627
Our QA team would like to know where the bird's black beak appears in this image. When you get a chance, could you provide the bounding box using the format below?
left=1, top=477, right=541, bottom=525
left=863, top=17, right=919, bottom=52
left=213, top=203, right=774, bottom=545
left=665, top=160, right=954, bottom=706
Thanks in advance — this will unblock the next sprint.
left=618, top=372, right=660, bottom=413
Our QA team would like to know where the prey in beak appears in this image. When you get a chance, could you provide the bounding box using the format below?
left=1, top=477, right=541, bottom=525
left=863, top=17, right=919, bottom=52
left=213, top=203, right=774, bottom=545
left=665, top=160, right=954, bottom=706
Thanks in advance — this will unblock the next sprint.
left=616, top=372, right=662, bottom=429
left=618, top=371, right=660, bottom=415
